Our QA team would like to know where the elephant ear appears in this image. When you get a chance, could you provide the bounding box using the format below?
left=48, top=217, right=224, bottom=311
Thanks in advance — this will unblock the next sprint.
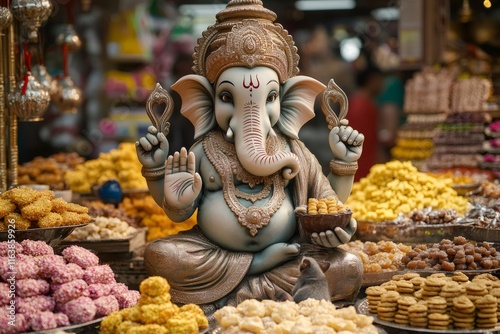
left=171, top=74, right=215, bottom=140
left=278, top=76, right=326, bottom=139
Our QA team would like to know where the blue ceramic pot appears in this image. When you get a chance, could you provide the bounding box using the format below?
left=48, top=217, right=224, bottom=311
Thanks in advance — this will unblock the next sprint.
left=98, top=180, right=123, bottom=205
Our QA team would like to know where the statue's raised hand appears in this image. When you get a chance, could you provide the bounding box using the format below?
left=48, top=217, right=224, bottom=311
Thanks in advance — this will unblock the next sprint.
left=164, top=147, right=202, bottom=209
left=136, top=126, right=169, bottom=168
left=329, top=120, right=364, bottom=163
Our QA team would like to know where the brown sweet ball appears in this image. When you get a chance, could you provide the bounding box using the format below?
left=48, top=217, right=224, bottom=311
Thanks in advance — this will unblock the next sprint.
left=139, top=276, right=170, bottom=297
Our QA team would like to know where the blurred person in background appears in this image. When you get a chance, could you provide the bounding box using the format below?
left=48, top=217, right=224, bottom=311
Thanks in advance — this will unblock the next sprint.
left=348, top=65, right=384, bottom=181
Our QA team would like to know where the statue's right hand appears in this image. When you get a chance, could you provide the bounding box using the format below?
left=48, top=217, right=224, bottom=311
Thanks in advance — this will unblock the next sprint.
left=164, top=147, right=202, bottom=210
left=136, top=126, right=169, bottom=168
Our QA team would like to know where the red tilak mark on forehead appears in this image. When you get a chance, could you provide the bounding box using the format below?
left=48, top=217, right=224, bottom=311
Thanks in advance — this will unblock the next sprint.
left=243, top=75, right=260, bottom=92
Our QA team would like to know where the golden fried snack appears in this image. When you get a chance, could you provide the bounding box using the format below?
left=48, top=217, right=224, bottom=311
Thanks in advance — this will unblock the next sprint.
left=66, top=203, right=89, bottom=214
left=7, top=187, right=39, bottom=207
left=21, top=198, right=52, bottom=221
left=37, top=190, right=55, bottom=200
left=166, top=314, right=198, bottom=334
left=35, top=173, right=63, bottom=184
left=139, top=276, right=170, bottom=297
left=179, top=304, right=209, bottom=329
left=0, top=198, right=16, bottom=219
left=4, top=213, right=31, bottom=230
left=61, top=211, right=82, bottom=225
left=38, top=212, right=63, bottom=228
left=100, top=311, right=123, bottom=334
left=75, top=213, right=92, bottom=225
left=51, top=197, right=70, bottom=213
left=127, top=324, right=168, bottom=334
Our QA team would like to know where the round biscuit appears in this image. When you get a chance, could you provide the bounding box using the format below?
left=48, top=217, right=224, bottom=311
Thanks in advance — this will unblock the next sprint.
left=477, top=311, right=498, bottom=318
left=394, top=318, right=409, bottom=325
left=428, top=325, right=449, bottom=330
left=451, top=309, right=475, bottom=317
left=475, top=294, right=497, bottom=306
left=378, top=316, right=395, bottom=322
left=465, top=282, right=487, bottom=292
left=377, top=306, right=397, bottom=313
left=425, top=278, right=447, bottom=287
left=377, top=311, right=397, bottom=318
left=380, top=291, right=400, bottom=302
left=475, top=317, right=498, bottom=324
left=366, top=286, right=387, bottom=296
left=409, top=321, right=428, bottom=328
left=397, top=296, right=417, bottom=306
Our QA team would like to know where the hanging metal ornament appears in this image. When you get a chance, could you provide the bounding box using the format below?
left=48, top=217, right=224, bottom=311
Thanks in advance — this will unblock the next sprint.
left=31, top=64, right=58, bottom=97
left=55, top=24, right=82, bottom=51
left=11, top=0, right=53, bottom=42
left=8, top=72, right=51, bottom=121
left=0, top=6, right=12, bottom=30
left=53, top=76, right=83, bottom=114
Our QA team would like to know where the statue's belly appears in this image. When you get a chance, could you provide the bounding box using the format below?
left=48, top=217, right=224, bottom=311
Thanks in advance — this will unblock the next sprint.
left=197, top=190, right=296, bottom=252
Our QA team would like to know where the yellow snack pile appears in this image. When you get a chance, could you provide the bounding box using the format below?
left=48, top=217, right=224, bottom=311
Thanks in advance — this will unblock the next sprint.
left=64, top=143, right=147, bottom=193
left=346, top=161, right=469, bottom=222
left=307, top=197, right=347, bottom=215
left=120, top=195, right=197, bottom=241
left=100, top=276, right=208, bottom=334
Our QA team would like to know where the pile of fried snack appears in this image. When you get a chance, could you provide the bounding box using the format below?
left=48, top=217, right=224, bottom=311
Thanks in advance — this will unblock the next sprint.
left=0, top=187, right=91, bottom=230
left=306, top=197, right=348, bottom=215
left=214, top=298, right=378, bottom=334
left=366, top=271, right=500, bottom=330
left=100, top=276, right=208, bottom=334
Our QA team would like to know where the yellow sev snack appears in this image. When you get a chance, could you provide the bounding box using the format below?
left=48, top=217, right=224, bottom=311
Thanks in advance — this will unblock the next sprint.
left=307, top=197, right=347, bottom=215
left=100, top=276, right=208, bottom=334
left=346, top=161, right=469, bottom=222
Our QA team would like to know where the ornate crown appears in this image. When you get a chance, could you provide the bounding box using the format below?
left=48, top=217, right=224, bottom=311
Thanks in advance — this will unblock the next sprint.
left=192, top=0, right=300, bottom=84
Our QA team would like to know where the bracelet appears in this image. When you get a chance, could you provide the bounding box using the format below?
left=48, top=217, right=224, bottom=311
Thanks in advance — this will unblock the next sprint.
left=141, top=164, right=165, bottom=181
left=163, top=197, right=194, bottom=216
left=329, top=160, right=358, bottom=176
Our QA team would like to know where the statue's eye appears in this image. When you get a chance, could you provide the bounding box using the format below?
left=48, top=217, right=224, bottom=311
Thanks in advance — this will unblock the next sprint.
left=220, top=92, right=233, bottom=103
left=267, top=92, right=278, bottom=103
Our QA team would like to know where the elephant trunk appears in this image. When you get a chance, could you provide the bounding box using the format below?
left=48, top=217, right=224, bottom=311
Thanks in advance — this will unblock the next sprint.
left=234, top=101, right=300, bottom=180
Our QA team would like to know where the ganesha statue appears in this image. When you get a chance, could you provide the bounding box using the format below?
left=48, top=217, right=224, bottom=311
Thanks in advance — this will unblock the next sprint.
left=136, top=0, right=364, bottom=313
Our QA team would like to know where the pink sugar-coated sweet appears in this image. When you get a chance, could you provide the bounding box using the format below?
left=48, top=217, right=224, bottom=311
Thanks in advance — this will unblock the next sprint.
left=0, top=256, right=38, bottom=281
left=88, top=283, right=112, bottom=299
left=50, top=282, right=63, bottom=293
left=36, top=255, right=66, bottom=279
left=30, top=311, right=58, bottom=331
left=62, top=296, right=96, bottom=324
left=53, top=279, right=89, bottom=305
left=51, top=263, right=84, bottom=284
left=83, top=265, right=115, bottom=285
left=54, top=312, right=70, bottom=327
left=0, top=311, right=29, bottom=334
left=490, top=121, right=500, bottom=132
left=15, top=279, right=50, bottom=298
left=115, top=290, right=140, bottom=309
left=16, top=295, right=55, bottom=314
left=0, top=283, right=10, bottom=305
left=109, top=282, right=128, bottom=297
left=0, top=241, right=23, bottom=257
left=20, top=240, right=54, bottom=257
left=94, top=295, right=119, bottom=316
left=62, top=245, right=99, bottom=269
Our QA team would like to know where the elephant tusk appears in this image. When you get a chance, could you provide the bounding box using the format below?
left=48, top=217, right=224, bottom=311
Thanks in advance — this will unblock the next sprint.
left=226, top=127, right=234, bottom=139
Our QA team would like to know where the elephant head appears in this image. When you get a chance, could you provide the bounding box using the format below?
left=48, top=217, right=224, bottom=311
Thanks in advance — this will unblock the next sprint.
left=171, top=66, right=325, bottom=180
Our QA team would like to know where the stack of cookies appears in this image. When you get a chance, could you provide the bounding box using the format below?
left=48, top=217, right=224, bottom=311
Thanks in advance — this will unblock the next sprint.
left=396, top=280, right=415, bottom=297
left=377, top=291, right=400, bottom=322
left=420, top=277, right=446, bottom=299
left=428, top=313, right=451, bottom=330
left=395, top=296, right=417, bottom=325
left=439, top=281, right=464, bottom=312
left=451, top=295, right=476, bottom=329
left=380, top=281, right=397, bottom=292
left=427, top=296, right=447, bottom=314
left=475, top=294, right=498, bottom=329
left=465, top=282, right=489, bottom=302
left=407, top=303, right=428, bottom=328
left=365, top=286, right=386, bottom=313
left=491, top=288, right=500, bottom=321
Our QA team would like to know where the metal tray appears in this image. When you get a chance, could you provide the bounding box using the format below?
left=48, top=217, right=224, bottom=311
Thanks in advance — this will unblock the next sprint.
left=362, top=268, right=499, bottom=287
left=27, top=317, right=103, bottom=334
left=0, top=223, right=88, bottom=247
left=356, top=221, right=500, bottom=243
left=356, top=298, right=500, bottom=333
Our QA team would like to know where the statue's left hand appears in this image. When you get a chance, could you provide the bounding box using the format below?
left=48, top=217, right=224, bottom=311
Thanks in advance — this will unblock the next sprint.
left=329, top=120, right=364, bottom=163
left=311, top=218, right=357, bottom=248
